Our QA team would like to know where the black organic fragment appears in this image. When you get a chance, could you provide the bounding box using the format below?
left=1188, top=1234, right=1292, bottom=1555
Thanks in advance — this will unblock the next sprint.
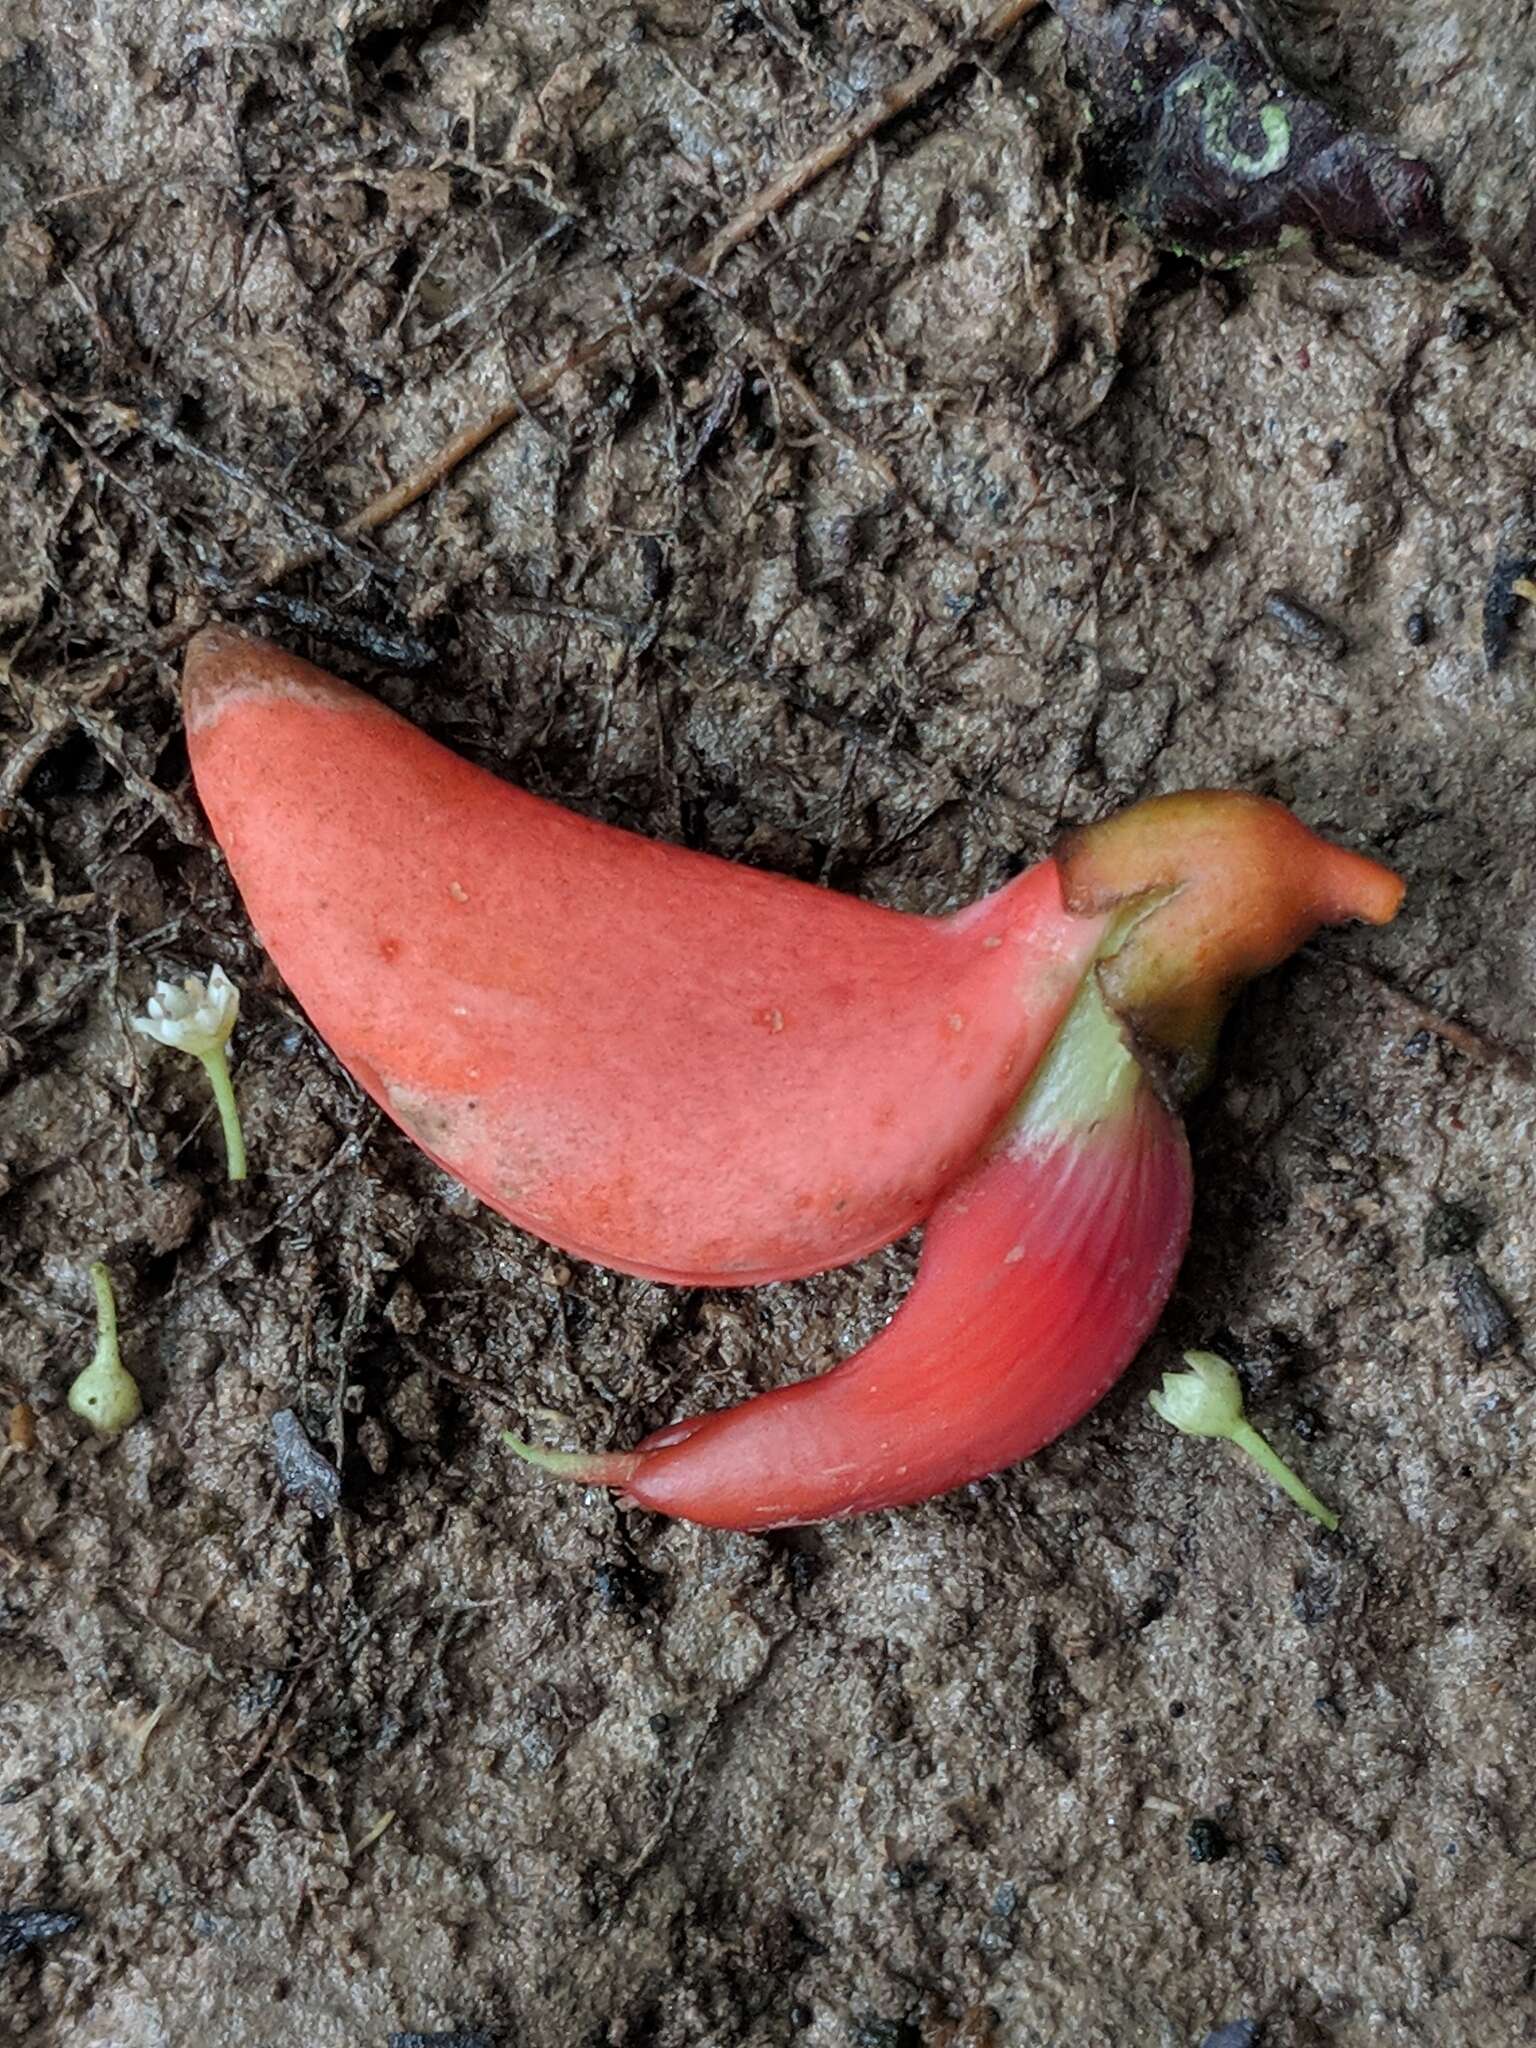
left=248, top=591, right=439, bottom=673
left=1423, top=1198, right=1484, bottom=1260
left=388, top=2034, right=495, bottom=2048
left=593, top=1557, right=662, bottom=1616
left=1051, top=0, right=1466, bottom=271
left=1449, top=1260, right=1516, bottom=1360
left=1, top=1908, right=80, bottom=1963
left=1187, top=1816, right=1232, bottom=1863
left=1264, top=590, right=1345, bottom=659
left=1483, top=559, right=1536, bottom=673
left=271, top=1408, right=342, bottom=1517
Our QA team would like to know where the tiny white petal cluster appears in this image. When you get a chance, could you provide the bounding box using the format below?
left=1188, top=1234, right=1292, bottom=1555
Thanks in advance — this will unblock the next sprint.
left=1148, top=1350, right=1245, bottom=1438
left=133, top=964, right=240, bottom=1057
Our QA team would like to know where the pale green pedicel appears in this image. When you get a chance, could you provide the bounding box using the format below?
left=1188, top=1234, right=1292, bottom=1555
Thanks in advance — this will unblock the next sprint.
left=1151, top=1349, right=1339, bottom=1529
left=67, top=1263, right=143, bottom=1437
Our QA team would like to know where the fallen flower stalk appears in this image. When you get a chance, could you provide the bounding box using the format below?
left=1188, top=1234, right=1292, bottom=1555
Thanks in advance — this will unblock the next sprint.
left=1150, top=1351, right=1339, bottom=1529
left=182, top=628, right=1403, bottom=1528
left=133, top=965, right=246, bottom=1181
left=67, top=1262, right=142, bottom=1437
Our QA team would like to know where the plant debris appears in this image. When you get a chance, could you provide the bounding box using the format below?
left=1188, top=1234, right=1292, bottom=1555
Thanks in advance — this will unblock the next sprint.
left=271, top=1409, right=342, bottom=1518
left=387, top=2033, right=495, bottom=2047
left=1448, top=1260, right=1517, bottom=1360
left=1187, top=1816, right=1233, bottom=1864
left=1263, top=590, right=1346, bottom=660
left=1, top=1909, right=80, bottom=1963
left=1052, top=0, right=1467, bottom=270
left=1482, top=506, right=1536, bottom=672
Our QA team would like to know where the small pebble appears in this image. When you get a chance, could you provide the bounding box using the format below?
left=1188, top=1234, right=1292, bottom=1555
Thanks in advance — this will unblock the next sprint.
left=271, top=1409, right=342, bottom=1518
left=1404, top=609, right=1431, bottom=646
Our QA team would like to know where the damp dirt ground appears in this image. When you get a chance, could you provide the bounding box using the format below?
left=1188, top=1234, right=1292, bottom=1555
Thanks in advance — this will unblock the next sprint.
left=1, top=4, right=1534, bottom=2045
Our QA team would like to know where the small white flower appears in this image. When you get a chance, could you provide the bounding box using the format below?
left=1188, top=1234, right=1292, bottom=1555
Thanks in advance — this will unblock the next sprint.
left=133, top=964, right=240, bottom=1057
left=1149, top=1350, right=1244, bottom=1437
left=131, top=964, right=248, bottom=1181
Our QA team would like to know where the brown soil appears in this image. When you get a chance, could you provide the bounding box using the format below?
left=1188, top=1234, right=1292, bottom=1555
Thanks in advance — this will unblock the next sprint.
left=2, top=4, right=1533, bottom=2045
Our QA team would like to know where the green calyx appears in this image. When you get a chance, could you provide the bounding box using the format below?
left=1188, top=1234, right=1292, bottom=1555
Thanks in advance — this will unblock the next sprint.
left=1151, top=1350, right=1339, bottom=1529
left=1009, top=973, right=1141, bottom=1142
left=1006, top=902, right=1162, bottom=1145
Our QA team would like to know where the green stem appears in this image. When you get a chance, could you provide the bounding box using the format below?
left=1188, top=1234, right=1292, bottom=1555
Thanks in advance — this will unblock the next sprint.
left=1230, top=1420, right=1339, bottom=1530
left=90, top=1261, right=118, bottom=1356
left=503, top=1433, right=639, bottom=1485
left=201, top=1047, right=247, bottom=1182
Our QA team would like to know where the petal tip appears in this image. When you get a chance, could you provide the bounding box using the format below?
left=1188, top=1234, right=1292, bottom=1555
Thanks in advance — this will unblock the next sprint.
left=182, top=626, right=365, bottom=736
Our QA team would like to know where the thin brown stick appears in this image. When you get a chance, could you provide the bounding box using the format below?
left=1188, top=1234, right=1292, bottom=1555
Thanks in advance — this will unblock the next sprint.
left=1320, top=956, right=1534, bottom=1084
left=343, top=0, right=1044, bottom=537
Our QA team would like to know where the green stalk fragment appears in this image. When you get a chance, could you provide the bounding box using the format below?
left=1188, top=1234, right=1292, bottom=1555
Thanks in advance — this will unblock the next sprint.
left=132, top=965, right=247, bottom=1181
left=1150, top=1349, right=1339, bottom=1529
left=502, top=1433, right=638, bottom=1485
left=67, top=1263, right=143, bottom=1437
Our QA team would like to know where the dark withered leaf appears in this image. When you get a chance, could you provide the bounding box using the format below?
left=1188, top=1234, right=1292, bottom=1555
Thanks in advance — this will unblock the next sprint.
left=1051, top=0, right=1466, bottom=271
left=271, top=1408, right=342, bottom=1517
left=1, top=1908, right=80, bottom=1963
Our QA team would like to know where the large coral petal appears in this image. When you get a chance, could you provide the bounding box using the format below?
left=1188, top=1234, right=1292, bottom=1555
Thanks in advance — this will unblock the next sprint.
left=183, top=628, right=1104, bottom=1283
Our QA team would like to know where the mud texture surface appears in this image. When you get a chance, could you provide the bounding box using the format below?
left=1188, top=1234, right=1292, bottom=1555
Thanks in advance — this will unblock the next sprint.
left=2, top=4, right=1534, bottom=2045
